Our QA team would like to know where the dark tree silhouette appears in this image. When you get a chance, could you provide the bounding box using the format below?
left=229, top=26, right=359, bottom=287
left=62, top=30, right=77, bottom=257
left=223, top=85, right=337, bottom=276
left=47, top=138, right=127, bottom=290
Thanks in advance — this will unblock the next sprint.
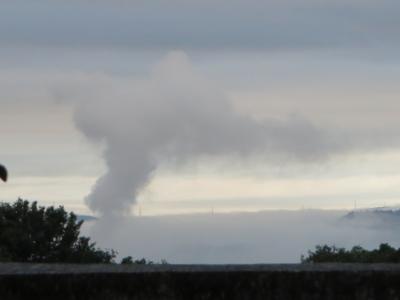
left=302, top=243, right=400, bottom=263
left=0, top=164, right=7, bottom=182
left=0, top=198, right=115, bottom=263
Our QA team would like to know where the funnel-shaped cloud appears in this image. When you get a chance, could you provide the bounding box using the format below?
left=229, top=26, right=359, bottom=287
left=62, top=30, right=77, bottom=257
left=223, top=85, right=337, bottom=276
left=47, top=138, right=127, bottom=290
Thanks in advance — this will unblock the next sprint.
left=67, top=51, right=334, bottom=216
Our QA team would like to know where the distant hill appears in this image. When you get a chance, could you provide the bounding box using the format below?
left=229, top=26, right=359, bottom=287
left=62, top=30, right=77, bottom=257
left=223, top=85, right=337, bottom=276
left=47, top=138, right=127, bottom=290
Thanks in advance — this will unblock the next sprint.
left=341, top=207, right=400, bottom=229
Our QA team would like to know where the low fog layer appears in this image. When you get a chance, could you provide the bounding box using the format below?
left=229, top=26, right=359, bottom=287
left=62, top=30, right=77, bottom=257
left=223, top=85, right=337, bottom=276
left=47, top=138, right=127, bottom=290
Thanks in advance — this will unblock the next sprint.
left=82, top=210, right=400, bottom=264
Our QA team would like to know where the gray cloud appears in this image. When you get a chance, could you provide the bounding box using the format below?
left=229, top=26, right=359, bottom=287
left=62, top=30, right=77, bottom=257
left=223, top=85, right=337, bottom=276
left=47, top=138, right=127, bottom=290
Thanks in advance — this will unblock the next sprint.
left=57, top=51, right=335, bottom=216
left=3, top=49, right=400, bottom=216
left=1, top=0, right=400, bottom=51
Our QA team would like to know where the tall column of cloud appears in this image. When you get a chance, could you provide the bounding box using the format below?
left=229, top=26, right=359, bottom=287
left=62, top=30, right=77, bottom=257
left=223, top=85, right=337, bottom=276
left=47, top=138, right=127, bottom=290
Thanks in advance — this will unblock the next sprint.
left=69, top=51, right=332, bottom=216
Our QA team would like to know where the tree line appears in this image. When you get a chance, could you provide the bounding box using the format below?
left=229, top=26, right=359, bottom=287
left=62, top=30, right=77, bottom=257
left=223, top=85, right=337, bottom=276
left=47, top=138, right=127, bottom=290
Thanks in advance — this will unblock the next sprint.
left=1, top=198, right=400, bottom=264
left=302, top=243, right=400, bottom=263
left=0, top=199, right=158, bottom=264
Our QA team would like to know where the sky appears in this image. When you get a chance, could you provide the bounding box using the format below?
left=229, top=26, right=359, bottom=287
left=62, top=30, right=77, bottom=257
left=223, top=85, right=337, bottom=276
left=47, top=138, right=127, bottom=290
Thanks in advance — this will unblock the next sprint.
left=2, top=0, right=400, bottom=216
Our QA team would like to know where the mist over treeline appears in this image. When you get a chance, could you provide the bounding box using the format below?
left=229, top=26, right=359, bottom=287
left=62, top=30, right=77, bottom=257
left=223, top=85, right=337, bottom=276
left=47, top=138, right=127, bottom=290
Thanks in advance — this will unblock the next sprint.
left=1, top=198, right=399, bottom=264
left=83, top=209, right=400, bottom=264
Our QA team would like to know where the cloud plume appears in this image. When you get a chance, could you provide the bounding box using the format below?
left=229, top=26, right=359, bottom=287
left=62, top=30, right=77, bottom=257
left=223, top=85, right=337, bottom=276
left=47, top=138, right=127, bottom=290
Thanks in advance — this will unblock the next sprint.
left=67, top=51, right=333, bottom=216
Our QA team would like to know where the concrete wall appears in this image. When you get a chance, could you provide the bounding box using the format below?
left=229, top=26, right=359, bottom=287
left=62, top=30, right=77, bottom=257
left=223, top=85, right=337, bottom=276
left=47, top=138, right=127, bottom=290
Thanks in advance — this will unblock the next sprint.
left=1, top=263, right=400, bottom=299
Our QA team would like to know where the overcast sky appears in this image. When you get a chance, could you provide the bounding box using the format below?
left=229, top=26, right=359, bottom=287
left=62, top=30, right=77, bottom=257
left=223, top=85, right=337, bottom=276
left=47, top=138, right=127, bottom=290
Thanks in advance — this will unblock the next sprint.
left=2, top=0, right=400, bottom=215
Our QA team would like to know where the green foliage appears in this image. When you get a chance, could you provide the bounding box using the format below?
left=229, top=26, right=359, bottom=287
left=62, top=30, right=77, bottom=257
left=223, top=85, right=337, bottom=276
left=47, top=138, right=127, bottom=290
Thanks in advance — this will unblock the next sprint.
left=133, top=258, right=153, bottom=265
left=120, top=256, right=157, bottom=265
left=302, top=243, right=400, bottom=263
left=0, top=198, right=116, bottom=263
left=120, top=256, right=134, bottom=264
